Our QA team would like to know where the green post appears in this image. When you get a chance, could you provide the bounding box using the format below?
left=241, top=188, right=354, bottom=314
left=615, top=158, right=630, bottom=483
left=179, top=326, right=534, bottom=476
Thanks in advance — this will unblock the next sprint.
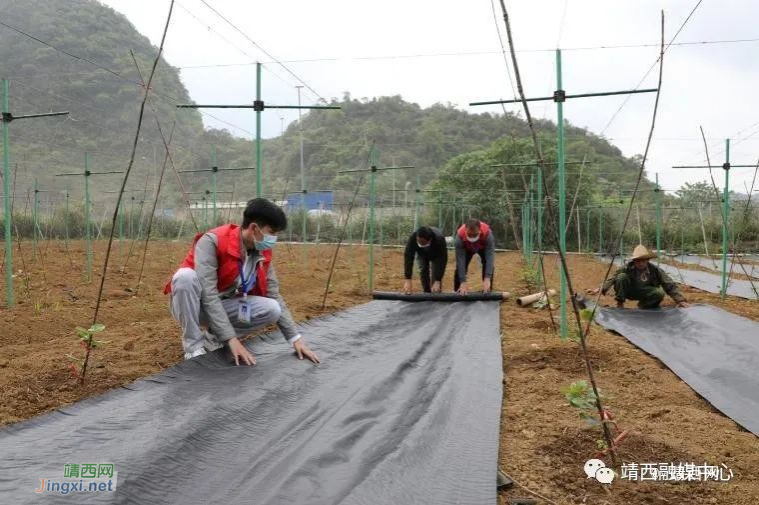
left=598, top=207, right=603, bottom=254
left=211, top=146, right=218, bottom=226
left=84, top=152, right=92, bottom=282
left=368, top=147, right=378, bottom=292
left=527, top=173, right=537, bottom=268
left=378, top=198, right=383, bottom=248
left=202, top=196, right=208, bottom=230
left=521, top=202, right=527, bottom=262
left=130, top=196, right=135, bottom=238
left=32, top=178, right=38, bottom=260
left=586, top=208, right=590, bottom=252
left=2, top=79, right=13, bottom=306
left=556, top=49, right=567, bottom=339
left=118, top=198, right=123, bottom=244
left=414, top=175, right=420, bottom=229
left=437, top=195, right=442, bottom=230
left=619, top=199, right=624, bottom=260
left=536, top=165, right=543, bottom=289
left=720, top=139, right=730, bottom=300
left=64, top=191, right=70, bottom=250
left=655, top=173, right=662, bottom=253
left=255, top=62, right=262, bottom=197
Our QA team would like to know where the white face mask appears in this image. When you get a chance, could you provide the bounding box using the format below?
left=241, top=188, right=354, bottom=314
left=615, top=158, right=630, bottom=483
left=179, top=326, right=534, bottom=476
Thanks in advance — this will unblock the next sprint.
left=466, top=234, right=480, bottom=243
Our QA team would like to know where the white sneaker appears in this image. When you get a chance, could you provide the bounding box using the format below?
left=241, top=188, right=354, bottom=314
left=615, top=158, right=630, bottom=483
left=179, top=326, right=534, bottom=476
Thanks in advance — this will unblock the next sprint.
left=184, top=348, right=207, bottom=360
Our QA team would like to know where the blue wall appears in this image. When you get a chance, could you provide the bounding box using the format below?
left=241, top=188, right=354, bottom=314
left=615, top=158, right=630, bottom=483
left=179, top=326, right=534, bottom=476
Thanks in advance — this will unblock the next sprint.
left=285, top=192, right=334, bottom=211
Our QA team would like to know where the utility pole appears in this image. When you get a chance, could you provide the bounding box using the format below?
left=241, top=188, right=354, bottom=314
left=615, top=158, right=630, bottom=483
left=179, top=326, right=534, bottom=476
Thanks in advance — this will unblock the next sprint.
left=177, top=64, right=339, bottom=197
left=2, top=78, right=68, bottom=306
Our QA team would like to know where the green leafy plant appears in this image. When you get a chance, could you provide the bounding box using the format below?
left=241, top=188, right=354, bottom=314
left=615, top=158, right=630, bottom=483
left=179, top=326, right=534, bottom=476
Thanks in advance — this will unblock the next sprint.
left=68, top=323, right=109, bottom=384
left=563, top=380, right=630, bottom=459
left=563, top=380, right=600, bottom=424
left=520, top=266, right=539, bottom=291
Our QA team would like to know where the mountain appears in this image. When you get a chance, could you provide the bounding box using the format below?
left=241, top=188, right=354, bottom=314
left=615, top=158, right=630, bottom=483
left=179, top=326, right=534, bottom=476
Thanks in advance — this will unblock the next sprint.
left=0, top=0, right=655, bottom=218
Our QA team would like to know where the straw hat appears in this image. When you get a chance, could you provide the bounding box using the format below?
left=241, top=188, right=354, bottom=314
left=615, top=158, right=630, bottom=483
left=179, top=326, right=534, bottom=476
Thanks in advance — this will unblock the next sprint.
left=630, top=244, right=657, bottom=261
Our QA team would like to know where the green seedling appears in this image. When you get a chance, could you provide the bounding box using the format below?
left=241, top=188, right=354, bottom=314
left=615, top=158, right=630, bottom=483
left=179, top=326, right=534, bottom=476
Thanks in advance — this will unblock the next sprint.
left=68, top=323, right=109, bottom=383
left=563, top=379, right=630, bottom=459
left=563, top=380, right=601, bottom=424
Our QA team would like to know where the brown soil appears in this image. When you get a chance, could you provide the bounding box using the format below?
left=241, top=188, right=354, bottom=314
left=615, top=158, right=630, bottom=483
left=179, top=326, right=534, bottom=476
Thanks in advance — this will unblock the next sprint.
left=1, top=240, right=758, bottom=504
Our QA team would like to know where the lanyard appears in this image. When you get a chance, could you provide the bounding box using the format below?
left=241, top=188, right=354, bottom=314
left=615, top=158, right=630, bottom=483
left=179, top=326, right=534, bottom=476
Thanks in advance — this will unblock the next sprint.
left=238, top=258, right=257, bottom=297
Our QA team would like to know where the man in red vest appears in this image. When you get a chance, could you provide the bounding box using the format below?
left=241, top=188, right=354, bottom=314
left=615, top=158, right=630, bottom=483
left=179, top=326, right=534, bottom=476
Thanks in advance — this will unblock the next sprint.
left=454, top=219, right=495, bottom=294
left=165, top=198, right=319, bottom=366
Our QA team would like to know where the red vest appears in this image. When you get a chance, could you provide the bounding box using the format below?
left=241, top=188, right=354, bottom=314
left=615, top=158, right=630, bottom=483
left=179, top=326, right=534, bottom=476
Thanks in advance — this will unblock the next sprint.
left=164, top=224, right=271, bottom=296
left=457, top=222, right=491, bottom=253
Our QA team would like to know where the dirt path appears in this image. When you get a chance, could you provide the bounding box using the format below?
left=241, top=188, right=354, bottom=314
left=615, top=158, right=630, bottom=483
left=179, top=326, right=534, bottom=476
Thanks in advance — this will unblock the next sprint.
left=1, top=240, right=757, bottom=503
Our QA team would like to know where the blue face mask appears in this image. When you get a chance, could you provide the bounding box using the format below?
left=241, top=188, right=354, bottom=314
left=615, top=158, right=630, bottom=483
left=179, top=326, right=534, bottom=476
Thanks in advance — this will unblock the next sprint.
left=253, top=226, right=278, bottom=251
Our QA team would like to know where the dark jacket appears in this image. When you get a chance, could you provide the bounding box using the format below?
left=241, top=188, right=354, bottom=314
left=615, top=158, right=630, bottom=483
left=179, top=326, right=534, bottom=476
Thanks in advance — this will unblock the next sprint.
left=404, top=227, right=448, bottom=281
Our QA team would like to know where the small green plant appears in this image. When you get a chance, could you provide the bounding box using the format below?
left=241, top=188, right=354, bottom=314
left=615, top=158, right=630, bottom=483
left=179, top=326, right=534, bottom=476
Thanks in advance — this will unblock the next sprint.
left=563, top=380, right=601, bottom=424
left=520, top=266, right=539, bottom=291
left=68, top=323, right=109, bottom=384
left=563, top=379, right=630, bottom=459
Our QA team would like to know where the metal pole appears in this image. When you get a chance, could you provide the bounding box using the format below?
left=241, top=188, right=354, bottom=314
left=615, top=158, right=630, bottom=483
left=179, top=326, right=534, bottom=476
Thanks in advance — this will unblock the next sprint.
left=255, top=62, right=262, bottom=197
left=598, top=207, right=603, bottom=254
left=130, top=196, right=135, bottom=238
left=537, top=165, right=543, bottom=287
left=32, top=178, right=38, bottom=260
left=64, top=191, right=70, bottom=250
left=556, top=49, right=567, bottom=339
left=369, top=164, right=376, bottom=292
left=118, top=198, right=123, bottom=245
left=721, top=139, right=730, bottom=300
left=203, top=196, right=208, bottom=230
left=84, top=153, right=92, bottom=282
left=655, top=173, right=662, bottom=252
left=297, top=86, right=307, bottom=266
left=414, top=175, right=420, bottom=229
left=211, top=146, right=218, bottom=226
left=576, top=206, right=581, bottom=253
left=2, top=79, right=13, bottom=306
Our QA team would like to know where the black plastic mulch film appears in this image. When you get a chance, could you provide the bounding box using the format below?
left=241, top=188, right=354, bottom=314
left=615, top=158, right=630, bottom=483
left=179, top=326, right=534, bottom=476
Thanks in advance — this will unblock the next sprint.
left=0, top=300, right=503, bottom=504
left=595, top=304, right=759, bottom=436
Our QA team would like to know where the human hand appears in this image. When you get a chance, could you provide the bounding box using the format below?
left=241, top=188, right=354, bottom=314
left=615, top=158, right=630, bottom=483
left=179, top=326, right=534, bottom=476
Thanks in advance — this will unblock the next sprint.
left=457, top=282, right=469, bottom=295
left=586, top=287, right=601, bottom=296
left=402, top=279, right=412, bottom=294
left=228, top=337, right=256, bottom=366
left=431, top=281, right=441, bottom=293
left=482, top=278, right=492, bottom=293
left=677, top=301, right=690, bottom=308
left=293, top=340, right=320, bottom=364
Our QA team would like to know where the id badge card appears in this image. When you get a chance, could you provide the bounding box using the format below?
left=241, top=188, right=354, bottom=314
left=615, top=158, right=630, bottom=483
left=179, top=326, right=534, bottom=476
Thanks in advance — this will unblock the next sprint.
left=238, top=299, right=252, bottom=323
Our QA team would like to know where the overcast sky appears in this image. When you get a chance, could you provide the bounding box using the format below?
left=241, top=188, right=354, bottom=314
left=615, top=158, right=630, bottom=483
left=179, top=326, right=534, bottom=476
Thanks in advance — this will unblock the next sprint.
left=99, top=0, right=759, bottom=195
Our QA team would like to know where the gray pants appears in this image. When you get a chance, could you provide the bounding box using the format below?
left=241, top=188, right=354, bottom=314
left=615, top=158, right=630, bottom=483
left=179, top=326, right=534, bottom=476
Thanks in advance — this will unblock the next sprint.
left=169, top=267, right=281, bottom=355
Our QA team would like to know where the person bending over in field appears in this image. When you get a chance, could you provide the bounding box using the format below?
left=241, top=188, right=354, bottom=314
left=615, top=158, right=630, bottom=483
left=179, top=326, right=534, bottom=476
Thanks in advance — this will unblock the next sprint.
left=402, top=226, right=448, bottom=294
left=587, top=244, right=690, bottom=309
left=454, top=219, right=495, bottom=294
left=164, top=198, right=320, bottom=365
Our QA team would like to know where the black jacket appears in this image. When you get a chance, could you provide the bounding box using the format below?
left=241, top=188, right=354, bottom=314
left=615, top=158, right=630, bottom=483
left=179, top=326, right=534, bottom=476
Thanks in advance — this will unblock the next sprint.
left=404, top=228, right=448, bottom=280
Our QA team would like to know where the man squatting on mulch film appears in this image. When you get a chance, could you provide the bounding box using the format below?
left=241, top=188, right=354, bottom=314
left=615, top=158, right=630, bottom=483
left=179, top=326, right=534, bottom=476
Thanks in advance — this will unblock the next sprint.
left=164, top=198, right=320, bottom=366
